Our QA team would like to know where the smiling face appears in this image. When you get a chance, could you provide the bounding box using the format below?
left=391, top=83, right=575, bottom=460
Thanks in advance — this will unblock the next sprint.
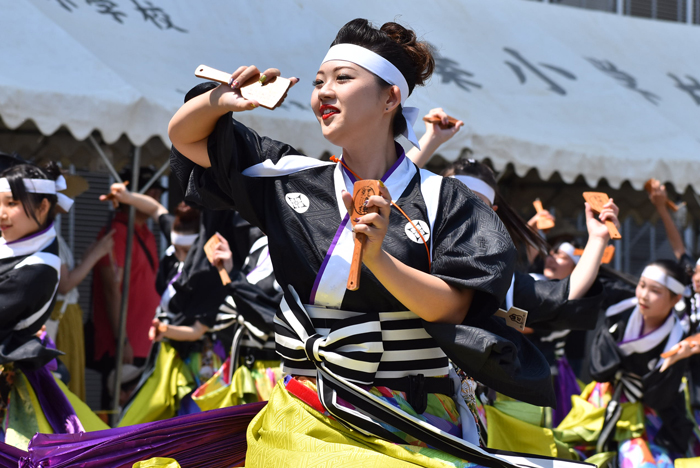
left=543, top=248, right=576, bottom=280
left=0, top=192, right=49, bottom=242
left=310, top=61, right=394, bottom=148
left=636, top=275, right=680, bottom=324
left=693, top=267, right=700, bottom=294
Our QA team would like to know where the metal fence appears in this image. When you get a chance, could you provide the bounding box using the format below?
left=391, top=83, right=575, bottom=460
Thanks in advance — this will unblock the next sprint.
left=528, top=0, right=698, bottom=24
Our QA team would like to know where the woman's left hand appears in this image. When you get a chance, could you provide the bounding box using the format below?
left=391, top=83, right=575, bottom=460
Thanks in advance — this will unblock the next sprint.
left=586, top=199, right=620, bottom=241
left=342, top=183, right=393, bottom=266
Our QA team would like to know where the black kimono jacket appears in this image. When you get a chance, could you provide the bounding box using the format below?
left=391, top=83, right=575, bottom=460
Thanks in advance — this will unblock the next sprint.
left=171, top=109, right=556, bottom=406
left=0, top=224, right=62, bottom=369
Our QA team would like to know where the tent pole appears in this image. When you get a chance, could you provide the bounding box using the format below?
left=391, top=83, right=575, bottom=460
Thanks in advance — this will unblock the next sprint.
left=139, top=159, right=170, bottom=194
left=688, top=0, right=694, bottom=23
left=89, top=135, right=123, bottom=184
left=111, top=146, right=140, bottom=426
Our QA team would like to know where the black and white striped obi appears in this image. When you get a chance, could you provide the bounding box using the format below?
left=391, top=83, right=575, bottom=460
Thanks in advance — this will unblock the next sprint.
left=0, top=224, right=62, bottom=368
left=220, top=234, right=282, bottom=352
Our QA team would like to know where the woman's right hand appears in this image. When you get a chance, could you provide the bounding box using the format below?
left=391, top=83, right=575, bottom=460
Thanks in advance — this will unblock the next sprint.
left=660, top=337, right=700, bottom=372
left=99, top=183, right=131, bottom=208
left=422, top=108, right=464, bottom=145
left=215, top=65, right=299, bottom=112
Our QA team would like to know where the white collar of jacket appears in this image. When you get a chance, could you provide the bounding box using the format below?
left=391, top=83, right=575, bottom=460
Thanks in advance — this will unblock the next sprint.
left=0, top=223, right=56, bottom=260
left=618, top=305, right=681, bottom=358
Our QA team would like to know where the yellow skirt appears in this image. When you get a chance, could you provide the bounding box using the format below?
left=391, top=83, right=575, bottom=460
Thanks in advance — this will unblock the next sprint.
left=245, top=379, right=475, bottom=468
left=118, top=342, right=195, bottom=427
left=3, top=369, right=108, bottom=450
left=51, top=301, right=86, bottom=401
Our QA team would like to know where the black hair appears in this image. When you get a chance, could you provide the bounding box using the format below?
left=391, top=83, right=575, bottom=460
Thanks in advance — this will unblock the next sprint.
left=645, top=259, right=689, bottom=295
left=331, top=18, right=435, bottom=140
left=0, top=161, right=62, bottom=228
left=442, top=157, right=549, bottom=256
left=172, top=201, right=200, bottom=235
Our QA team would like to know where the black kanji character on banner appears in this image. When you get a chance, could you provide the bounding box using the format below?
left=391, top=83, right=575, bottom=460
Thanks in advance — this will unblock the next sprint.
left=504, top=48, right=576, bottom=96
left=53, top=0, right=78, bottom=12
left=131, top=0, right=187, bottom=32
left=668, top=73, right=700, bottom=105
left=434, top=54, right=482, bottom=92
left=87, top=0, right=127, bottom=23
left=586, top=58, right=660, bottom=105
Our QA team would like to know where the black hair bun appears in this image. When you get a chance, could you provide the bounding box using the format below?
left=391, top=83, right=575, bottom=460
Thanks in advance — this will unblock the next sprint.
left=379, top=22, right=435, bottom=87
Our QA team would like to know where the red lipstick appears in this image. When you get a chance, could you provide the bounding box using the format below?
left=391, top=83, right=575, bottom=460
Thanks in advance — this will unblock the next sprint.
left=320, top=104, right=339, bottom=120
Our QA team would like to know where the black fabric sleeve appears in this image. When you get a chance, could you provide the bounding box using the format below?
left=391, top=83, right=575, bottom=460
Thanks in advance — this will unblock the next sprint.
left=520, top=273, right=605, bottom=331
left=430, top=177, right=517, bottom=323
left=0, top=265, right=57, bottom=335
left=174, top=112, right=302, bottom=232
left=643, top=359, right=694, bottom=453
left=598, top=275, right=637, bottom=310
left=0, top=265, right=60, bottom=368
left=588, top=322, right=624, bottom=383
left=158, top=213, right=175, bottom=242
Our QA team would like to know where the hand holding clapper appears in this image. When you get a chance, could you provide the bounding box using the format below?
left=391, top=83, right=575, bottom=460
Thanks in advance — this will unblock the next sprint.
left=347, top=180, right=381, bottom=291
left=583, top=192, right=622, bottom=240
left=204, top=234, right=231, bottom=286
left=194, top=65, right=292, bottom=110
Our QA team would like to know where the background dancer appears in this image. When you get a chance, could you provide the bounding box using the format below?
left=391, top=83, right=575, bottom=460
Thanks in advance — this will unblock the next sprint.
left=558, top=260, right=695, bottom=463
left=0, top=161, right=107, bottom=449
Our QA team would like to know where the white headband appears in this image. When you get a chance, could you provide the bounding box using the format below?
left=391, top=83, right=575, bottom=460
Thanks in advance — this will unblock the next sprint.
left=696, top=257, right=700, bottom=268
left=170, top=232, right=198, bottom=247
left=321, top=43, right=421, bottom=148
left=557, top=242, right=581, bottom=264
left=0, top=175, right=73, bottom=212
left=450, top=175, right=496, bottom=205
left=641, top=265, right=685, bottom=295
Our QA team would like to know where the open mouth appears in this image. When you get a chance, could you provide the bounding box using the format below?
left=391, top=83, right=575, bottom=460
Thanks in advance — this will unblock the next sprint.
left=320, top=104, right=339, bottom=120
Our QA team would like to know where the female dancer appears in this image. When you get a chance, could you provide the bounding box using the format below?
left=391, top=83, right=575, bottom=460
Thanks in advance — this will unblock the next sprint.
left=167, top=17, right=571, bottom=468
left=558, top=260, right=695, bottom=464
left=0, top=162, right=106, bottom=448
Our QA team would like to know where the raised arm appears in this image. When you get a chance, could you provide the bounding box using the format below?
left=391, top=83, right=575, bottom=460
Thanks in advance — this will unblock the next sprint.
left=57, top=230, right=115, bottom=295
left=649, top=180, right=686, bottom=260
left=406, top=108, right=463, bottom=169
left=100, top=183, right=168, bottom=221
left=168, top=66, right=297, bottom=168
left=568, top=200, right=620, bottom=300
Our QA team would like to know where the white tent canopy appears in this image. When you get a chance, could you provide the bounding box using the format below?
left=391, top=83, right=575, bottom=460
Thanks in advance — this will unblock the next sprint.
left=2, top=0, right=699, bottom=191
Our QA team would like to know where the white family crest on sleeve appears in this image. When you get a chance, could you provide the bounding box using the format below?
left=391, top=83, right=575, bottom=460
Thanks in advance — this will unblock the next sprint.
left=404, top=220, right=430, bottom=244
left=285, top=193, right=310, bottom=214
